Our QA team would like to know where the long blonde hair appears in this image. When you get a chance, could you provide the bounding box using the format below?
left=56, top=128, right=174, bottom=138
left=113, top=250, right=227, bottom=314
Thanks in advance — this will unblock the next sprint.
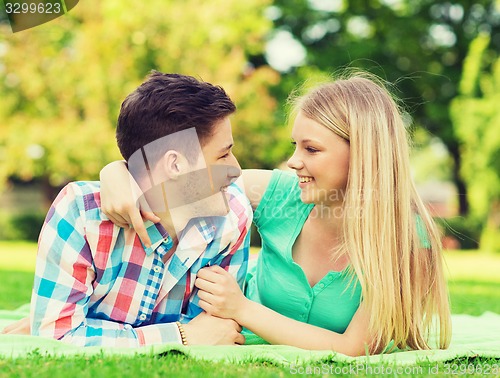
left=294, top=72, right=451, bottom=353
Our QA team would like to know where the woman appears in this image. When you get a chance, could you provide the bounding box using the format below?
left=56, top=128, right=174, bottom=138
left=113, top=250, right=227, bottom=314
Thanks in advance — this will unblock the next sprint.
left=100, top=72, right=451, bottom=356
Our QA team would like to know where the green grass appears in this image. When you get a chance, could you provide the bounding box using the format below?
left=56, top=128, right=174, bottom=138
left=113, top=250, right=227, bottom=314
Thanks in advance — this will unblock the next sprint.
left=0, top=240, right=37, bottom=272
left=1, top=241, right=499, bottom=377
left=0, top=241, right=37, bottom=309
left=1, top=352, right=499, bottom=378
left=443, top=249, right=500, bottom=315
left=0, top=353, right=292, bottom=378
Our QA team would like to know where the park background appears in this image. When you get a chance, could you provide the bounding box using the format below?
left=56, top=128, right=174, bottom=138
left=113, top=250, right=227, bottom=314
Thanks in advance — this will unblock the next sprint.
left=0, top=1, right=500, bottom=376
left=0, top=0, right=499, bottom=251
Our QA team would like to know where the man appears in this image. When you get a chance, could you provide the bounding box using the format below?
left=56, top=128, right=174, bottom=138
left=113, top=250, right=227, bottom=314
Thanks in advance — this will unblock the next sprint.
left=3, top=72, right=252, bottom=347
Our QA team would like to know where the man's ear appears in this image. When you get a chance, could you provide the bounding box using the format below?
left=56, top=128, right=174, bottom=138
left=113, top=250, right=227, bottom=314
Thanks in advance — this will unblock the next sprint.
left=163, top=151, right=183, bottom=180
left=163, top=151, right=192, bottom=179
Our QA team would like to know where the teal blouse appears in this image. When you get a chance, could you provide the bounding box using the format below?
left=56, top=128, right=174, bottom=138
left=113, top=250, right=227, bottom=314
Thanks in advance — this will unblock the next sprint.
left=244, top=170, right=362, bottom=344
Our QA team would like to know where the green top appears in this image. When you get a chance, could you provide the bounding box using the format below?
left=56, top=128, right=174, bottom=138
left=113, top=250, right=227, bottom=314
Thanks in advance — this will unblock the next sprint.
left=244, top=170, right=362, bottom=344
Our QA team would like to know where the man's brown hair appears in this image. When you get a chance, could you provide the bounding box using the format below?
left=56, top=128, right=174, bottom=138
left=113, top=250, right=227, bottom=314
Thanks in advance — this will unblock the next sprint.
left=116, top=71, right=236, bottom=162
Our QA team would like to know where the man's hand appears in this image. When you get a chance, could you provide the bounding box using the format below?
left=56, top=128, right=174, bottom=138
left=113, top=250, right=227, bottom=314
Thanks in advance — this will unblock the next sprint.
left=182, top=312, right=245, bottom=345
left=195, top=265, right=249, bottom=322
left=1, top=316, right=30, bottom=335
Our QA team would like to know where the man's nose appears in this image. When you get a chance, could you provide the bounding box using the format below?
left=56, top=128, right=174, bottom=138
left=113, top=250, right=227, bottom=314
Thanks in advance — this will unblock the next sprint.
left=229, top=154, right=241, bottom=173
left=227, top=165, right=241, bottom=181
left=210, top=164, right=241, bottom=187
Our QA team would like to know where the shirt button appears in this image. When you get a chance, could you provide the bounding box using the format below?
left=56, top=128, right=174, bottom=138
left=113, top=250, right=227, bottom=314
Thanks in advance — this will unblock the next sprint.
left=319, top=283, right=325, bottom=288
left=153, top=266, right=161, bottom=273
left=139, top=314, right=147, bottom=321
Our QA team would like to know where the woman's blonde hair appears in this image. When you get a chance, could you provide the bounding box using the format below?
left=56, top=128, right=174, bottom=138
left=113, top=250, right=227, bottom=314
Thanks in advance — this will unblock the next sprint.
left=292, top=71, right=451, bottom=353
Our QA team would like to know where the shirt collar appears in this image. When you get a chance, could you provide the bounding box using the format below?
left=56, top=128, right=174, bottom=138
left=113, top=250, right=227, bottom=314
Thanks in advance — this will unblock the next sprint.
left=141, top=218, right=217, bottom=256
left=142, top=221, right=170, bottom=256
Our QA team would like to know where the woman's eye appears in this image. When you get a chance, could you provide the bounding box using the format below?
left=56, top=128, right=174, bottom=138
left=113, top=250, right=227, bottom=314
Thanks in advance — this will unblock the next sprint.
left=306, top=147, right=318, bottom=153
left=220, top=153, right=229, bottom=159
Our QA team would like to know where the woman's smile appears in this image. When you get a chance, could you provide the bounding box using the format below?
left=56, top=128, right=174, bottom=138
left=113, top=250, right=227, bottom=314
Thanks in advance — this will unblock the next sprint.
left=298, top=175, right=314, bottom=188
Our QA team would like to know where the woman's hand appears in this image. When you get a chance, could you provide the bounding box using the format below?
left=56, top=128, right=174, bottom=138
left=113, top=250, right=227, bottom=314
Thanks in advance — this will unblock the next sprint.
left=100, top=161, right=160, bottom=247
left=195, top=265, right=249, bottom=322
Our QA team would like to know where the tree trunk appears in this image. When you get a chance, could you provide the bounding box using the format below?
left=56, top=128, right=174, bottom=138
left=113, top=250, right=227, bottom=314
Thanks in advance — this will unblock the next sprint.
left=448, top=142, right=469, bottom=216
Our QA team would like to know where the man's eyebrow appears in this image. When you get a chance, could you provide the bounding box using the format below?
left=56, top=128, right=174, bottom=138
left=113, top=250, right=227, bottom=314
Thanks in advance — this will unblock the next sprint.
left=219, top=143, right=233, bottom=153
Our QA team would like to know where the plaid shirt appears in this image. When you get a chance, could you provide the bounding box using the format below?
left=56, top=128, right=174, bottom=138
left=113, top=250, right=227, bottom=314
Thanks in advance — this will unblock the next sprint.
left=30, top=179, right=252, bottom=347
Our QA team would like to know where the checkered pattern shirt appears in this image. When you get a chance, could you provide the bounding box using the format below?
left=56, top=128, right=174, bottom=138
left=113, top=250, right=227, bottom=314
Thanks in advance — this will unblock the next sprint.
left=30, top=180, right=252, bottom=347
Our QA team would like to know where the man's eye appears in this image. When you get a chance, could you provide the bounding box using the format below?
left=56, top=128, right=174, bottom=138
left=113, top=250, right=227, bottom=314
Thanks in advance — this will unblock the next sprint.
left=220, top=153, right=229, bottom=159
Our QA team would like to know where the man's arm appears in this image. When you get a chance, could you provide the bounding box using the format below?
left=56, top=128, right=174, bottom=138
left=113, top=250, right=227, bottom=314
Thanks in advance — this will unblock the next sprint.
left=33, top=182, right=245, bottom=347
left=30, top=183, right=180, bottom=347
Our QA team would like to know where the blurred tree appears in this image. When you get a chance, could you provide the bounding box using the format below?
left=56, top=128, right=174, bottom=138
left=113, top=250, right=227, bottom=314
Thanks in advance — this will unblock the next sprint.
left=0, top=0, right=282, bottom=204
left=260, top=0, right=500, bottom=216
left=451, top=34, right=500, bottom=251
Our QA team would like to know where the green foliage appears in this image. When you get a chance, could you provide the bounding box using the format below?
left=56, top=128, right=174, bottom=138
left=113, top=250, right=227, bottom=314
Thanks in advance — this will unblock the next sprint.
left=268, top=0, right=500, bottom=215
left=10, top=212, right=45, bottom=241
left=271, top=0, right=500, bottom=129
left=451, top=34, right=500, bottom=251
left=0, top=0, right=283, bottom=194
left=0, top=211, right=45, bottom=241
left=436, top=217, right=483, bottom=250
left=410, top=128, right=454, bottom=183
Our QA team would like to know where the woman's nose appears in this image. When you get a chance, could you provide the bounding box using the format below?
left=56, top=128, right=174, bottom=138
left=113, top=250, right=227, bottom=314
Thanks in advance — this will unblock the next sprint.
left=287, top=151, right=303, bottom=170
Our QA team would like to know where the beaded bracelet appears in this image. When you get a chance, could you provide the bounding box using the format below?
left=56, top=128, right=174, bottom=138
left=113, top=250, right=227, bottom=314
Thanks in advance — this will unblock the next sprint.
left=176, top=321, right=188, bottom=346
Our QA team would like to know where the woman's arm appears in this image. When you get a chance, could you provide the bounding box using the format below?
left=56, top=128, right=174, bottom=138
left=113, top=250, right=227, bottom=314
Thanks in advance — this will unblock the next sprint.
left=195, top=265, right=373, bottom=356
left=241, top=169, right=273, bottom=210
left=99, top=160, right=160, bottom=247
left=100, top=163, right=273, bottom=241
left=241, top=299, right=371, bottom=356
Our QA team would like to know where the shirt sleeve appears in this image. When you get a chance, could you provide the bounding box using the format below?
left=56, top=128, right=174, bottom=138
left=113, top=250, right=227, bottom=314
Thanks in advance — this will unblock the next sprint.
left=30, top=183, right=183, bottom=347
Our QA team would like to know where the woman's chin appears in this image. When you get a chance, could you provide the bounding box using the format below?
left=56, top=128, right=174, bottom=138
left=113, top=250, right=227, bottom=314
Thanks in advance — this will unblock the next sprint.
left=299, top=193, right=314, bottom=204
